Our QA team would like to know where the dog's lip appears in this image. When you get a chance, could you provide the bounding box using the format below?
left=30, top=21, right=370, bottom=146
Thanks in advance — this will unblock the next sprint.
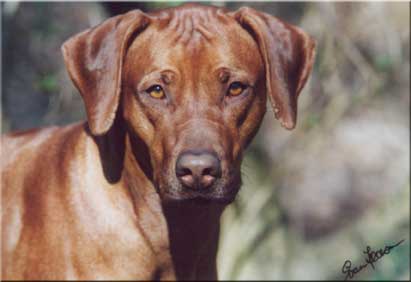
left=158, top=169, right=241, bottom=204
left=161, top=189, right=238, bottom=205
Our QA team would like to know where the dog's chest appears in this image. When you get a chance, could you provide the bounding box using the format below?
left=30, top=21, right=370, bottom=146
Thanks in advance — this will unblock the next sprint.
left=61, top=183, right=174, bottom=280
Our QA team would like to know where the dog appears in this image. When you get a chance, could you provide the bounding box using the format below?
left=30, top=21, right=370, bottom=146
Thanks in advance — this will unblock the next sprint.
left=1, top=3, right=315, bottom=280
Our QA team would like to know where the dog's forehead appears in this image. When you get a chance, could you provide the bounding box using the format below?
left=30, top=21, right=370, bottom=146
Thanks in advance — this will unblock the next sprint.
left=148, top=5, right=240, bottom=46
left=150, top=4, right=229, bottom=27
left=126, top=5, right=262, bottom=77
left=164, top=6, right=227, bottom=25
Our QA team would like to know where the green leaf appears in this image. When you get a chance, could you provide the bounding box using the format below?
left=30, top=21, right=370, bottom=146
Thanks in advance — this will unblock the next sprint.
left=374, top=55, right=393, bottom=72
left=38, top=74, right=58, bottom=93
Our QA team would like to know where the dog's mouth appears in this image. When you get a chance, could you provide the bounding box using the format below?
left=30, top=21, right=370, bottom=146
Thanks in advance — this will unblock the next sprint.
left=158, top=172, right=242, bottom=205
left=162, top=189, right=239, bottom=205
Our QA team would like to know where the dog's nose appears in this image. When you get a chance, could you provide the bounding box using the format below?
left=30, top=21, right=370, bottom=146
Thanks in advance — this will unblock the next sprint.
left=175, top=151, right=221, bottom=190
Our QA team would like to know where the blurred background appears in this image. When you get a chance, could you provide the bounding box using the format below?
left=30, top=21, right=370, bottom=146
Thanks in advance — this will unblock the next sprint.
left=1, top=1, right=409, bottom=280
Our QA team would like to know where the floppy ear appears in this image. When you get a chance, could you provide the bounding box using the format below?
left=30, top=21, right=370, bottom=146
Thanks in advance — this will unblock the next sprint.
left=231, top=7, right=316, bottom=129
left=62, top=10, right=149, bottom=135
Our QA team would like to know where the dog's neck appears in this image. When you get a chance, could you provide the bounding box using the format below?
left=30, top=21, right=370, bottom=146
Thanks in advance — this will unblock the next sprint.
left=96, top=123, right=225, bottom=280
left=162, top=201, right=224, bottom=280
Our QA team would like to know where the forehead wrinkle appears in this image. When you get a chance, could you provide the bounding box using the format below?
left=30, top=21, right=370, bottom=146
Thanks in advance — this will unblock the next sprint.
left=206, top=8, right=214, bottom=22
left=167, top=11, right=179, bottom=32
left=165, top=8, right=222, bottom=48
left=199, top=9, right=221, bottom=37
left=191, top=11, right=212, bottom=41
left=194, top=25, right=214, bottom=41
left=171, top=16, right=186, bottom=45
left=179, top=14, right=194, bottom=45
left=216, top=8, right=230, bottom=24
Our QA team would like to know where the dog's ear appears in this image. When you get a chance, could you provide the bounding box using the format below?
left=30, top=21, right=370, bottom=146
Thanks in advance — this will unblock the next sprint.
left=231, top=7, right=316, bottom=129
left=62, top=10, right=149, bottom=135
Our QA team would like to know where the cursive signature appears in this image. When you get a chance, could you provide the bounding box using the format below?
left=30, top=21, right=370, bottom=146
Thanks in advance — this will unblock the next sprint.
left=341, top=239, right=405, bottom=280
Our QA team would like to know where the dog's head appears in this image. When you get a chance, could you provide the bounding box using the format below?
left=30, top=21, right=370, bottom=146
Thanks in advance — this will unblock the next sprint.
left=62, top=4, right=315, bottom=204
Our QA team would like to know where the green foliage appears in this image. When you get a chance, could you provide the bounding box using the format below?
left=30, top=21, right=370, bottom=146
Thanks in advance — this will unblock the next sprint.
left=37, top=74, right=59, bottom=93
left=374, top=55, right=394, bottom=73
left=305, top=114, right=321, bottom=130
left=146, top=1, right=188, bottom=9
left=368, top=241, right=410, bottom=280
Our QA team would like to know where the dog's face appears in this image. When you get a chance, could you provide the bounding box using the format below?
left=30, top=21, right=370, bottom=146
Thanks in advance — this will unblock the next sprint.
left=62, top=4, right=316, bottom=204
left=122, top=9, right=265, bottom=203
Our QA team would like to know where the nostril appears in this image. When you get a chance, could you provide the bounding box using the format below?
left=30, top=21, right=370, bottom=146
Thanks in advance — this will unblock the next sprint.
left=202, top=167, right=212, bottom=176
left=202, top=166, right=220, bottom=178
left=177, top=167, right=192, bottom=177
left=202, top=157, right=221, bottom=178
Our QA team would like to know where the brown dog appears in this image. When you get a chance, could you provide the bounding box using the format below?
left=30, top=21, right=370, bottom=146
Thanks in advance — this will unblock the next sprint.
left=1, top=4, right=315, bottom=280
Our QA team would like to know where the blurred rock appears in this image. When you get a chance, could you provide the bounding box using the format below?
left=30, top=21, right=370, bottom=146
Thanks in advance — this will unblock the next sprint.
left=278, top=109, right=409, bottom=240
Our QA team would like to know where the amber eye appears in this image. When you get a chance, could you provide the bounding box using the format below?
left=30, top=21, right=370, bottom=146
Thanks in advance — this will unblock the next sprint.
left=146, top=85, right=165, bottom=99
left=228, top=82, right=247, bottom=96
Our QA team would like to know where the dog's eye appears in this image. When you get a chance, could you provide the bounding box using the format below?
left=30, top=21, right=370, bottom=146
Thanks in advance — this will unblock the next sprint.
left=146, top=85, right=165, bottom=99
left=227, top=82, right=247, bottom=97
